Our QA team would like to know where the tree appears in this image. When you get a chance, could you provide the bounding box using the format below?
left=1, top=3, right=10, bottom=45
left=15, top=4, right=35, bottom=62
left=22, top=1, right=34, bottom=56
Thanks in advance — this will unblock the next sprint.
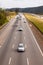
left=15, top=8, right=19, bottom=14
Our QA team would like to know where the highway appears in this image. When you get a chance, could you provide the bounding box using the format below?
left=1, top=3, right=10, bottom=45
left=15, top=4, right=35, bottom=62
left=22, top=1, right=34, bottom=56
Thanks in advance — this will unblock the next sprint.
left=0, top=13, right=43, bottom=65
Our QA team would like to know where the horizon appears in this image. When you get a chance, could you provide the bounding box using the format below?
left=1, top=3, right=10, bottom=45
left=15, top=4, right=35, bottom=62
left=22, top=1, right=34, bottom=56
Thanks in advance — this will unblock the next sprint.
left=4, top=5, right=43, bottom=9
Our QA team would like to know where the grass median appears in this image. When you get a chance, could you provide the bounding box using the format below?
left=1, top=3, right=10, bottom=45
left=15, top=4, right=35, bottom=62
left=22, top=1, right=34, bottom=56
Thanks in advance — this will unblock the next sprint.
left=24, top=13, right=43, bottom=33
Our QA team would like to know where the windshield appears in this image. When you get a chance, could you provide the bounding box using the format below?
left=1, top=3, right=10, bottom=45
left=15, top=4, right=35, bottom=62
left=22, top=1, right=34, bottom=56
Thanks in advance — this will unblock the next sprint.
left=19, top=45, right=23, bottom=47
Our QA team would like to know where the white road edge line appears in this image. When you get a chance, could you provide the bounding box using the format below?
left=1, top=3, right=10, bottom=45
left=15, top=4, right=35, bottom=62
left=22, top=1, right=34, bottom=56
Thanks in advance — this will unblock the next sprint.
left=9, top=57, right=12, bottom=65
left=27, top=58, right=29, bottom=65
left=26, top=22, right=43, bottom=56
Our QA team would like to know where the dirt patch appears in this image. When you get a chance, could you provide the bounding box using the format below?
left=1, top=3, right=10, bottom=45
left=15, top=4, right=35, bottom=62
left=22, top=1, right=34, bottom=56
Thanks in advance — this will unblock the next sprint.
left=27, top=19, right=43, bottom=52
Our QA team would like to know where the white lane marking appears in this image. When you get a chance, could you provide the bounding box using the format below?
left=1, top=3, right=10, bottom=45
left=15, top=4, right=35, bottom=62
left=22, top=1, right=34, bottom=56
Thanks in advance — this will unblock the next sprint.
left=9, top=57, right=12, bottom=64
left=12, top=44, right=14, bottom=48
left=27, top=58, right=29, bottom=65
left=26, top=22, right=43, bottom=56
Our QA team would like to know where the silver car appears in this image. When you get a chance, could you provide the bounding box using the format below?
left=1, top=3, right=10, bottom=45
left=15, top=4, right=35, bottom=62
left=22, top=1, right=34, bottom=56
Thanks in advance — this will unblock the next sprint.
left=18, top=27, right=23, bottom=31
left=17, top=43, right=25, bottom=52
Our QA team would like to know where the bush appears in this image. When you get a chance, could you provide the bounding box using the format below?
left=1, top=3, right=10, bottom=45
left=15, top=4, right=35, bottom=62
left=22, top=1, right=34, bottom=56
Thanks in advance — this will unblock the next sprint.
left=0, top=8, right=8, bottom=26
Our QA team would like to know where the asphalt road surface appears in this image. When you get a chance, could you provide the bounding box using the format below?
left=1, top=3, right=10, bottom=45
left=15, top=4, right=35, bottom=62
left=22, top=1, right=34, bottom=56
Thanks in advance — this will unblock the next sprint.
left=0, top=13, right=43, bottom=65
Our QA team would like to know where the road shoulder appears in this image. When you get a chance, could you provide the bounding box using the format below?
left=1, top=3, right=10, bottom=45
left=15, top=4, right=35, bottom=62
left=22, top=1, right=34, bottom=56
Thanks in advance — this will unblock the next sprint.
left=27, top=19, right=43, bottom=52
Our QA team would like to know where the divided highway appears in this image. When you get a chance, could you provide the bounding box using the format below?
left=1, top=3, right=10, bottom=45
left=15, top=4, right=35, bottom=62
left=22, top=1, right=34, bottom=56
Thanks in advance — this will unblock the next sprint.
left=0, top=13, right=43, bottom=65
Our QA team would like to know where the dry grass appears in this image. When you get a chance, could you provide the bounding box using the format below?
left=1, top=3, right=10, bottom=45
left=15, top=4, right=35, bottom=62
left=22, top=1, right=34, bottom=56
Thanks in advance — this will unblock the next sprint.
left=7, top=12, right=16, bottom=20
left=24, top=13, right=43, bottom=33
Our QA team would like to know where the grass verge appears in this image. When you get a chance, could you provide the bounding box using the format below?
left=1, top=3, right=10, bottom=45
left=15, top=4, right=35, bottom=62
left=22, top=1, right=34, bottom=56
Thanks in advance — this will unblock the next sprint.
left=0, top=12, right=16, bottom=29
left=24, top=13, right=43, bottom=34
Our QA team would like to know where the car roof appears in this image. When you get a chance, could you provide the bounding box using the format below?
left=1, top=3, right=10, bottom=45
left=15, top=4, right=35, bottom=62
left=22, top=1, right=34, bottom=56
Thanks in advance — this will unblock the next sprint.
left=18, top=43, right=23, bottom=46
left=19, top=27, right=23, bottom=29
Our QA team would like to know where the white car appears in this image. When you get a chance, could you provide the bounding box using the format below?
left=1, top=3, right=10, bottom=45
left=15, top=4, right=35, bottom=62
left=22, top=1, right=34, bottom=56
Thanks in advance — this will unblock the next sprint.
left=17, top=43, right=25, bottom=52
left=18, top=27, right=23, bottom=31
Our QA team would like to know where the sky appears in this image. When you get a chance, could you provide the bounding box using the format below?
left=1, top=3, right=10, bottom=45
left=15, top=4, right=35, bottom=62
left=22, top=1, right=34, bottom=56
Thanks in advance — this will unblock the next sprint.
left=0, top=0, right=43, bottom=8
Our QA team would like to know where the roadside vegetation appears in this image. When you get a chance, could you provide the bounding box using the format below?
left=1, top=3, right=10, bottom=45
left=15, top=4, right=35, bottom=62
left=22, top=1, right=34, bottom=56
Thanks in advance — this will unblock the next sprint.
left=24, top=13, right=43, bottom=33
left=7, top=11, right=16, bottom=20
left=0, top=8, right=8, bottom=26
left=0, top=8, right=16, bottom=28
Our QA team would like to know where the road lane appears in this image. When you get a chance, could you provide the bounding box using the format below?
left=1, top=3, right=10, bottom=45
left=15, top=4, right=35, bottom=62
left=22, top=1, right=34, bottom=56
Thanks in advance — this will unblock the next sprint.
left=0, top=16, right=16, bottom=47
left=0, top=16, right=19, bottom=65
left=7, top=19, right=27, bottom=65
left=0, top=16, right=27, bottom=65
left=21, top=14, right=43, bottom=65
left=0, top=13, right=43, bottom=65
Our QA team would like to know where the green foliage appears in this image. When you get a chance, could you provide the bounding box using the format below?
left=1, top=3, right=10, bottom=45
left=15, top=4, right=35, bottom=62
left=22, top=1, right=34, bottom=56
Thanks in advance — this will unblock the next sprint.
left=0, top=8, right=8, bottom=26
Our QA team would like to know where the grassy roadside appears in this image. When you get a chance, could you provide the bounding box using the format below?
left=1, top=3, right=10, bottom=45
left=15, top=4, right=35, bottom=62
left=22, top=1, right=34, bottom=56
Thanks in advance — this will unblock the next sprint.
left=24, top=13, right=43, bottom=33
left=7, top=12, right=16, bottom=20
left=0, top=11, right=16, bottom=29
left=0, top=22, right=8, bottom=29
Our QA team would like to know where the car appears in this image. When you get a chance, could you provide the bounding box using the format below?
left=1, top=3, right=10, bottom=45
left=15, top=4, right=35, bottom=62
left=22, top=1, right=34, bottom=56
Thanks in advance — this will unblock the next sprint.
left=24, top=21, right=26, bottom=23
left=17, top=43, right=25, bottom=52
left=18, top=27, right=23, bottom=31
left=18, top=17, right=21, bottom=20
left=16, top=15, right=20, bottom=20
left=19, top=18, right=21, bottom=20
